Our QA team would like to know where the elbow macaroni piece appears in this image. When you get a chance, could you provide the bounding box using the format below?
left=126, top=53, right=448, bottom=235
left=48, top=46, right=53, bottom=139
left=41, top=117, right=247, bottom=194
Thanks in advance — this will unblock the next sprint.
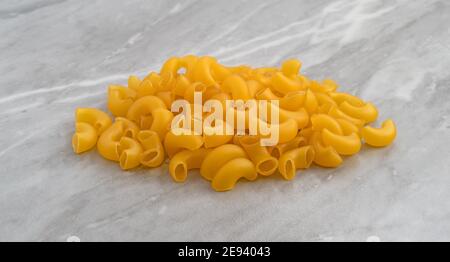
left=169, top=148, right=211, bottom=182
left=336, top=118, right=360, bottom=135
left=200, top=144, right=248, bottom=181
left=97, top=118, right=139, bottom=161
left=278, top=146, right=315, bottom=180
left=361, top=119, right=397, bottom=147
left=271, top=72, right=302, bottom=95
left=270, top=136, right=307, bottom=159
left=149, top=108, right=174, bottom=140
left=321, top=128, right=361, bottom=156
left=108, top=85, right=136, bottom=117
left=72, top=108, right=112, bottom=153
left=310, top=132, right=343, bottom=168
left=311, top=114, right=343, bottom=135
left=281, top=59, right=302, bottom=77
left=278, top=106, right=309, bottom=129
left=328, top=105, right=364, bottom=127
left=339, top=101, right=378, bottom=123
left=280, top=91, right=306, bottom=111
left=75, top=108, right=112, bottom=135
left=118, top=137, right=143, bottom=170
left=304, top=89, right=318, bottom=114
left=72, top=56, right=397, bottom=191
left=222, top=75, right=251, bottom=100
left=137, top=130, right=165, bottom=167
left=329, top=92, right=364, bottom=106
left=239, top=136, right=278, bottom=176
left=211, top=158, right=257, bottom=192
left=203, top=121, right=233, bottom=148
left=72, top=122, right=97, bottom=154
left=126, top=96, right=167, bottom=126
left=164, top=131, right=204, bottom=158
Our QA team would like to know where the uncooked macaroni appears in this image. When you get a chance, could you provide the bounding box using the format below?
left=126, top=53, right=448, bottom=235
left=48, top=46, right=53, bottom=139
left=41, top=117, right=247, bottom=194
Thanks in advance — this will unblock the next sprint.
left=72, top=56, right=397, bottom=191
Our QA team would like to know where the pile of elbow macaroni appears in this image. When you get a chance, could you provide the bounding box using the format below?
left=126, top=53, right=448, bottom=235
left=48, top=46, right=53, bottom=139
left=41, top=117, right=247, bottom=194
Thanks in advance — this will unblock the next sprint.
left=72, top=56, right=396, bottom=191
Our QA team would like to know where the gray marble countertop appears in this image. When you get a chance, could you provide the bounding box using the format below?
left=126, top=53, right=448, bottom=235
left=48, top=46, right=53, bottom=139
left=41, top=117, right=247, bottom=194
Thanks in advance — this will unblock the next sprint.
left=1, top=0, right=449, bottom=241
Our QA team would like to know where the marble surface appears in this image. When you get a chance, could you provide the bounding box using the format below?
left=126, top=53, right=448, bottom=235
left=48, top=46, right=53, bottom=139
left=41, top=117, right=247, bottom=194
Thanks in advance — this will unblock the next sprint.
left=1, top=0, right=449, bottom=242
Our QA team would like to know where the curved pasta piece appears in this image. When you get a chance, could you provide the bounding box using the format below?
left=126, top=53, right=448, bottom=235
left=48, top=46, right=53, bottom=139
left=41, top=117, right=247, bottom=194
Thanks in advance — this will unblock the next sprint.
left=211, top=158, right=257, bottom=192
left=160, top=72, right=177, bottom=92
left=277, top=118, right=298, bottom=144
left=298, top=75, right=311, bottom=89
left=180, top=55, right=200, bottom=80
left=270, top=136, right=307, bottom=159
left=169, top=148, right=211, bottom=182
left=137, top=130, right=160, bottom=150
left=143, top=72, right=162, bottom=91
left=160, top=57, right=182, bottom=77
left=203, top=132, right=233, bottom=148
left=328, top=105, right=364, bottom=127
left=72, top=122, right=97, bottom=154
left=280, top=91, right=306, bottom=111
left=159, top=71, right=177, bottom=92
left=75, top=108, right=112, bottom=135
left=270, top=72, right=302, bottom=95
left=278, top=107, right=309, bottom=129
left=183, top=82, right=207, bottom=104
left=315, top=92, right=337, bottom=107
left=135, top=79, right=157, bottom=98
left=193, top=56, right=219, bottom=86
left=361, top=119, right=396, bottom=147
left=107, top=85, right=136, bottom=117
left=200, top=144, right=248, bottom=181
left=229, top=65, right=253, bottom=80
left=329, top=92, right=364, bottom=106
left=255, top=87, right=281, bottom=100
left=222, top=75, right=251, bottom=100
left=203, top=86, right=222, bottom=102
left=339, top=101, right=378, bottom=123
left=304, top=89, right=318, bottom=114
left=209, top=92, right=231, bottom=108
left=281, top=59, right=301, bottom=77
left=97, top=118, right=139, bottom=161
left=128, top=75, right=141, bottom=91
left=318, top=102, right=335, bottom=114
left=211, top=61, right=232, bottom=82
left=278, top=146, right=315, bottom=180
left=238, top=136, right=278, bottom=176
left=309, top=80, right=329, bottom=93
left=150, top=108, right=173, bottom=140
left=257, top=118, right=298, bottom=144
left=116, top=117, right=140, bottom=138
left=253, top=67, right=277, bottom=86
left=246, top=80, right=265, bottom=98
left=172, top=75, right=191, bottom=97
left=321, top=128, right=361, bottom=155
left=310, top=114, right=343, bottom=135
left=164, top=131, right=204, bottom=158
left=156, top=91, right=175, bottom=108
left=137, top=130, right=165, bottom=167
left=336, top=118, right=360, bottom=135
left=298, top=127, right=314, bottom=142
left=117, top=137, right=143, bottom=170
left=126, top=96, right=167, bottom=125
left=97, top=122, right=124, bottom=161
left=321, top=79, right=338, bottom=92
left=310, top=132, right=342, bottom=168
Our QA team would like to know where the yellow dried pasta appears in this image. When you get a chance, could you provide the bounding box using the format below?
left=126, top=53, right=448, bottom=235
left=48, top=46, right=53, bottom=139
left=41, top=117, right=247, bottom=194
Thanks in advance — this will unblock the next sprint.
left=71, top=56, right=397, bottom=191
